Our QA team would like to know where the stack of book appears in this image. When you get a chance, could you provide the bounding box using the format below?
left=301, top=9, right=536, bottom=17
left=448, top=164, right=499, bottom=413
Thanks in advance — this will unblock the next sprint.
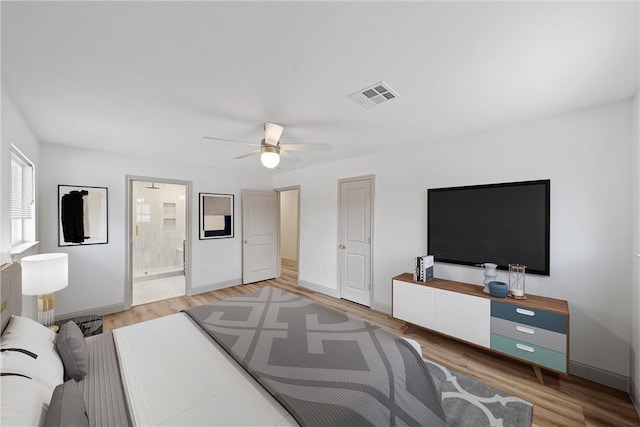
left=413, top=255, right=434, bottom=282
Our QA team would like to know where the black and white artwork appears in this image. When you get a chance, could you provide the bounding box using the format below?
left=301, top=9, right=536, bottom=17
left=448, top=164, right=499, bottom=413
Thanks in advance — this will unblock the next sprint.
left=58, top=185, right=108, bottom=246
left=199, top=193, right=234, bottom=239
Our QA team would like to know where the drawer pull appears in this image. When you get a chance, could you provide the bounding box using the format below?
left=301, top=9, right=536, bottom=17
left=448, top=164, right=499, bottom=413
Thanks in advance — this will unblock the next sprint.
left=515, top=325, right=535, bottom=335
left=515, top=308, right=535, bottom=317
left=516, top=343, right=535, bottom=353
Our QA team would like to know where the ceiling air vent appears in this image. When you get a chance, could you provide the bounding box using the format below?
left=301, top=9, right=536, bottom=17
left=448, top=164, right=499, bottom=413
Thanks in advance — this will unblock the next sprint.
left=348, top=81, right=400, bottom=109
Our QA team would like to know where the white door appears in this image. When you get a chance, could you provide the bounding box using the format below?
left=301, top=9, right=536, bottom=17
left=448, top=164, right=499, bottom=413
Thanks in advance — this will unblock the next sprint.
left=338, top=178, right=372, bottom=306
left=242, top=190, right=278, bottom=284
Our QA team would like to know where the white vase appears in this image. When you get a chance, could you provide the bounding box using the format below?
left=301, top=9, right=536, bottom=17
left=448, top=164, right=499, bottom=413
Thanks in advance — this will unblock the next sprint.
left=482, top=263, right=497, bottom=294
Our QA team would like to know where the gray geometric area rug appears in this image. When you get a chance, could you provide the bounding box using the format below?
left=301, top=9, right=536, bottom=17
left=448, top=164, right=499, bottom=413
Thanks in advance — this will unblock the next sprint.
left=424, top=359, right=533, bottom=427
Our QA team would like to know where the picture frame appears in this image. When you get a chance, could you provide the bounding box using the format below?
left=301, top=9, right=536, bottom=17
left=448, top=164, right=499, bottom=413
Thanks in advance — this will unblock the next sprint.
left=58, top=185, right=108, bottom=246
left=199, top=193, right=234, bottom=239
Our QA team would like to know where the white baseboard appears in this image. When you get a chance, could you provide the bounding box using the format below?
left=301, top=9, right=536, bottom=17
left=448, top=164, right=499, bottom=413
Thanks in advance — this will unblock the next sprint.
left=55, top=303, right=125, bottom=322
left=298, top=280, right=340, bottom=298
left=631, top=379, right=640, bottom=418
left=569, top=360, right=630, bottom=392
left=189, top=278, right=242, bottom=296
left=372, top=302, right=391, bottom=315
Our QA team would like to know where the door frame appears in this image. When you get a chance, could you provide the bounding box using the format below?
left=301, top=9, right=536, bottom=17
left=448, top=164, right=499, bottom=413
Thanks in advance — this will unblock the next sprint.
left=275, top=186, right=301, bottom=282
left=124, top=175, right=193, bottom=310
left=337, top=174, right=375, bottom=306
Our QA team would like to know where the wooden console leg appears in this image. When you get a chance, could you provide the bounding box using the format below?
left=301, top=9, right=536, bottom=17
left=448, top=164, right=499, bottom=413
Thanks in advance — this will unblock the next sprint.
left=402, top=322, right=411, bottom=334
left=532, top=365, right=544, bottom=385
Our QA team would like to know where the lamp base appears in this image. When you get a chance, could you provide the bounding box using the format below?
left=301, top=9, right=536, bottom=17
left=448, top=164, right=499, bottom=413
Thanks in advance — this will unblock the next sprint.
left=37, top=293, right=56, bottom=327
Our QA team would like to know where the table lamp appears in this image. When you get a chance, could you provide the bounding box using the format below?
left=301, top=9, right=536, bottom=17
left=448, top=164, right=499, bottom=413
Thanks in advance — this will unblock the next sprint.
left=21, top=253, right=68, bottom=326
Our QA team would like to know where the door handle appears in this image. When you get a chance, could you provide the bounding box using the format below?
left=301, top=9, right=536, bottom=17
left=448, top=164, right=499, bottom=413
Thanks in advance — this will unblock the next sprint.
left=339, top=244, right=346, bottom=249
left=244, top=240, right=248, bottom=244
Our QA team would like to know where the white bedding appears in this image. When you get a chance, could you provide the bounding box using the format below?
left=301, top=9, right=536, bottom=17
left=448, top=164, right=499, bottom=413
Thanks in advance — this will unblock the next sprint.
left=113, top=313, right=298, bottom=426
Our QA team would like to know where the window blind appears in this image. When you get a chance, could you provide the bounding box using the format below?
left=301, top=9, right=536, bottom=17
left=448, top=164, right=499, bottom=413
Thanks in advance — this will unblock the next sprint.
left=10, top=156, right=33, bottom=220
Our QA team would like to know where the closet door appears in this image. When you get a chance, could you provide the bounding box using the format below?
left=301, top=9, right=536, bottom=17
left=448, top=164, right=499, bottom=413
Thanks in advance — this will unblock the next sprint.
left=242, top=190, right=278, bottom=284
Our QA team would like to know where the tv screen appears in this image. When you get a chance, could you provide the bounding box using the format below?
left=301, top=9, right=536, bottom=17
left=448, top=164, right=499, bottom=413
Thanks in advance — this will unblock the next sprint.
left=427, top=179, right=550, bottom=275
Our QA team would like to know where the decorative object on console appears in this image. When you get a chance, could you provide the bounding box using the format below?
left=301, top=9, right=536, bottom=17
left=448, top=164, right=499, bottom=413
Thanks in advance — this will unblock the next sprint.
left=508, top=263, right=527, bottom=299
left=413, top=255, right=434, bottom=282
left=482, top=262, right=497, bottom=294
left=21, top=253, right=69, bottom=327
left=488, top=281, right=509, bottom=298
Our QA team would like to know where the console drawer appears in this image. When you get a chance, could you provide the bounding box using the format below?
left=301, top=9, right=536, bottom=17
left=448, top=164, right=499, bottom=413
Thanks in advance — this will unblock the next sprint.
left=490, top=317, right=566, bottom=353
left=491, top=333, right=567, bottom=373
left=491, top=300, right=567, bottom=334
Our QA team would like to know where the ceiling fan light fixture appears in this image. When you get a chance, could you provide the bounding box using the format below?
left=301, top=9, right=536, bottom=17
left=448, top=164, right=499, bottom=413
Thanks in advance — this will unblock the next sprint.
left=260, top=145, right=280, bottom=168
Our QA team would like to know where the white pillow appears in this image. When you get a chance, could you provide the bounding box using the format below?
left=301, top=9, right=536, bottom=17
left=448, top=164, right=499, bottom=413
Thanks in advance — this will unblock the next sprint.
left=0, top=315, right=64, bottom=392
left=2, top=315, right=57, bottom=343
left=0, top=375, right=52, bottom=426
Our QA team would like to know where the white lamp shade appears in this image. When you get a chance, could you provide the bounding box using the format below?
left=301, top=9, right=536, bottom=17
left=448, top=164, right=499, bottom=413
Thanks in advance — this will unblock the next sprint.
left=261, top=151, right=280, bottom=168
left=21, top=253, right=69, bottom=295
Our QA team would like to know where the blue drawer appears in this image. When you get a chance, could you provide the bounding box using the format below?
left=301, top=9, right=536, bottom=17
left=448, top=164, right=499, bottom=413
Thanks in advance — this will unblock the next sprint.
left=491, top=300, right=567, bottom=334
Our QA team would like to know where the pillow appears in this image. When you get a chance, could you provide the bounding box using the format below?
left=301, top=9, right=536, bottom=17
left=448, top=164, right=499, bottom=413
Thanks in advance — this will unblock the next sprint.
left=1, top=315, right=64, bottom=392
left=2, top=315, right=57, bottom=343
left=44, top=380, right=89, bottom=427
left=0, top=375, right=52, bottom=426
left=55, top=321, right=88, bottom=380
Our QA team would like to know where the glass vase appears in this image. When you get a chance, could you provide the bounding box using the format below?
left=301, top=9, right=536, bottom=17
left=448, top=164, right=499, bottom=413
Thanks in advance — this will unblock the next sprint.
left=509, top=264, right=526, bottom=299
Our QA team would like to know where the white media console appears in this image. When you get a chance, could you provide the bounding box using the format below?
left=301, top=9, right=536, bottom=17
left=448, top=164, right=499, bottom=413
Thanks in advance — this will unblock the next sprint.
left=392, top=273, right=570, bottom=384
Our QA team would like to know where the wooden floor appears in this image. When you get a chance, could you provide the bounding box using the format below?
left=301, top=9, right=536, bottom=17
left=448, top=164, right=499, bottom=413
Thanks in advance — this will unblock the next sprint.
left=104, top=259, right=639, bottom=427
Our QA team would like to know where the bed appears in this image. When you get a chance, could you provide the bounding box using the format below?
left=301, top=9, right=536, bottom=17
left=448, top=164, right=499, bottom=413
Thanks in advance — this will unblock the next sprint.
left=1, top=261, right=447, bottom=426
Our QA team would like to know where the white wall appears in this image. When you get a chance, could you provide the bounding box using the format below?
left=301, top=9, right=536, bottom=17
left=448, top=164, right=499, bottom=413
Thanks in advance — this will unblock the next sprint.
left=280, top=189, right=298, bottom=261
left=274, top=100, right=633, bottom=384
left=39, top=143, right=272, bottom=317
left=630, top=90, right=639, bottom=413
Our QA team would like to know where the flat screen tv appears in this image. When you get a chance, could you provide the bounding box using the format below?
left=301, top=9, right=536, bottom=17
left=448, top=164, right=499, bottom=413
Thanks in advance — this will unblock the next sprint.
left=427, top=179, right=550, bottom=275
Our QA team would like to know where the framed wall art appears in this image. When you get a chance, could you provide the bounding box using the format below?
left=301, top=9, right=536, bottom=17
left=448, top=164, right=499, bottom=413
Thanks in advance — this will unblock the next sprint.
left=58, top=185, right=108, bottom=246
left=199, top=193, right=234, bottom=239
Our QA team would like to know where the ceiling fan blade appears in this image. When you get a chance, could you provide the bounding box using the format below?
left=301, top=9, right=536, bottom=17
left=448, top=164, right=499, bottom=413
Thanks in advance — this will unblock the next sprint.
left=280, top=150, right=302, bottom=164
left=234, top=149, right=261, bottom=159
left=279, top=143, right=332, bottom=151
left=203, top=136, right=260, bottom=146
left=264, top=122, right=284, bottom=146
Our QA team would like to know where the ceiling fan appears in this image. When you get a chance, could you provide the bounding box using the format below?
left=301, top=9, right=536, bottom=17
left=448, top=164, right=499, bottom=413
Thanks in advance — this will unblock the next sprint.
left=204, top=123, right=331, bottom=169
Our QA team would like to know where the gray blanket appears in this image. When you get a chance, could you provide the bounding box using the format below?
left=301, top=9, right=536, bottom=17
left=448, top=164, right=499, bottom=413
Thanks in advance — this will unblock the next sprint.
left=184, top=287, right=447, bottom=426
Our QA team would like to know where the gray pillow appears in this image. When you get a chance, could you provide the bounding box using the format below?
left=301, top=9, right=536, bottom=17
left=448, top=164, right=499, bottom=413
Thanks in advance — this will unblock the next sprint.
left=44, top=379, right=89, bottom=427
left=55, top=321, right=88, bottom=380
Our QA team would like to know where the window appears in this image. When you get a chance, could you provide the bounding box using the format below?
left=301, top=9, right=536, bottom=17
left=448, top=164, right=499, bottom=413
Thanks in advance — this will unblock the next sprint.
left=136, top=199, right=151, bottom=223
left=10, top=145, right=35, bottom=247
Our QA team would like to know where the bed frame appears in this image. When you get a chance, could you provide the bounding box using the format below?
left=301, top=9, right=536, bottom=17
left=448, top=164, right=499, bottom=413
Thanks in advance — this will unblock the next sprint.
left=1, top=262, right=131, bottom=426
left=1, top=262, right=23, bottom=333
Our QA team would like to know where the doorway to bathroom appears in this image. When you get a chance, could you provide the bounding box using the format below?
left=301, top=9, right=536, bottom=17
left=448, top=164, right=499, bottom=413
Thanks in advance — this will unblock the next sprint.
left=128, top=179, right=189, bottom=306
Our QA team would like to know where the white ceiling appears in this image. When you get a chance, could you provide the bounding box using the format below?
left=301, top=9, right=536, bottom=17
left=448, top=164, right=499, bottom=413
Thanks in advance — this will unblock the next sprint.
left=2, top=1, right=638, bottom=173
